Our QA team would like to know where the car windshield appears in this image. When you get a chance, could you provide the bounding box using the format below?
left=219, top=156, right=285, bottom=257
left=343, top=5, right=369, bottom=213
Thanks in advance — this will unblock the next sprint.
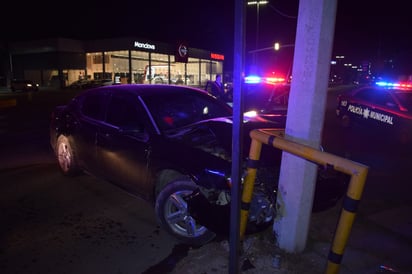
left=394, top=90, right=412, bottom=111
left=142, top=92, right=233, bottom=131
left=243, top=83, right=290, bottom=110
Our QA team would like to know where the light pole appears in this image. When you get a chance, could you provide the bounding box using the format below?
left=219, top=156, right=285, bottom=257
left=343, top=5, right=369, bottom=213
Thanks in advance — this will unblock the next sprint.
left=248, top=42, right=295, bottom=80
left=247, top=1, right=268, bottom=66
left=248, top=42, right=295, bottom=53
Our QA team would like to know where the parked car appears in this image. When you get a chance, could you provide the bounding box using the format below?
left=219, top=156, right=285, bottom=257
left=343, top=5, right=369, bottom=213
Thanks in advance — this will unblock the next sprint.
left=11, top=79, right=39, bottom=92
left=336, top=81, right=412, bottom=144
left=68, top=79, right=113, bottom=89
left=67, top=79, right=90, bottom=89
left=50, top=84, right=348, bottom=245
left=242, top=77, right=290, bottom=125
left=92, top=78, right=113, bottom=87
left=206, top=75, right=290, bottom=125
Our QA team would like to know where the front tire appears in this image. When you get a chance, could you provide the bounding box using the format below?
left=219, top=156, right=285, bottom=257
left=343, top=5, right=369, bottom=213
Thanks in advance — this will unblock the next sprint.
left=155, top=178, right=216, bottom=246
left=56, top=135, right=80, bottom=176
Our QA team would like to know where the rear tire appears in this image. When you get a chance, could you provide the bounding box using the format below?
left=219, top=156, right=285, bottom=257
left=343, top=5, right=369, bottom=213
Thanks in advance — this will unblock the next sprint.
left=155, top=178, right=216, bottom=246
left=56, top=135, right=80, bottom=176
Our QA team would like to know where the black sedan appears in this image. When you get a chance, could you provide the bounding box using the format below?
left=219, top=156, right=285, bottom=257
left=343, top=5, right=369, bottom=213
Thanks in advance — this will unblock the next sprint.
left=336, top=82, right=412, bottom=143
left=50, top=84, right=347, bottom=245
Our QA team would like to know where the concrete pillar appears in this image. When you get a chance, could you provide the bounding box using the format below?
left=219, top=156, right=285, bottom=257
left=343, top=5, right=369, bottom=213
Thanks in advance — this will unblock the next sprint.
left=274, top=0, right=338, bottom=252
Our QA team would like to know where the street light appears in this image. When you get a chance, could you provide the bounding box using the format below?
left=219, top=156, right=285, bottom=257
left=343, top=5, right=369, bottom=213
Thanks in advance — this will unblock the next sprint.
left=248, top=42, right=294, bottom=53
left=247, top=0, right=268, bottom=65
left=274, top=42, right=295, bottom=50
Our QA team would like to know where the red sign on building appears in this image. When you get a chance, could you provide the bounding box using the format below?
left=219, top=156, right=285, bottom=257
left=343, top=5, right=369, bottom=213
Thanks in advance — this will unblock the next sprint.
left=211, top=53, right=224, bottom=60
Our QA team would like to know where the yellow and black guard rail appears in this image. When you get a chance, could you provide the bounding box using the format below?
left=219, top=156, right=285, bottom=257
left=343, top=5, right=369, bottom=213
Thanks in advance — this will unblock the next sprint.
left=240, top=128, right=369, bottom=274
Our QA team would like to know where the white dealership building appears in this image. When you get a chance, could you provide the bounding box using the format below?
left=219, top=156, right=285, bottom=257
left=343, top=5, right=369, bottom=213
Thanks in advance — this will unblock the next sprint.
left=1, top=37, right=225, bottom=88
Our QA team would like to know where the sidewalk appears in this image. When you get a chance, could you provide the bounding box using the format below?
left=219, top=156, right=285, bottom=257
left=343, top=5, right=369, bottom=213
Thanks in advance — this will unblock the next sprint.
left=170, top=202, right=412, bottom=274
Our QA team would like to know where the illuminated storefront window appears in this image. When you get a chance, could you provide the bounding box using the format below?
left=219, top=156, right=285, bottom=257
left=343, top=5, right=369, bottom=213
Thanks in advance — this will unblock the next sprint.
left=8, top=37, right=224, bottom=89
left=86, top=52, right=103, bottom=80
left=131, top=51, right=150, bottom=84
left=147, top=53, right=170, bottom=84
left=110, top=50, right=129, bottom=84
left=85, top=52, right=223, bottom=88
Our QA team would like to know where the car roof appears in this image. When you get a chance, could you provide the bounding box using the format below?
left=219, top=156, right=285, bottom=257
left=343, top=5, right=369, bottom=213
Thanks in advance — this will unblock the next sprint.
left=78, top=84, right=228, bottom=106
left=351, top=85, right=412, bottom=94
left=95, top=84, right=207, bottom=96
left=85, top=84, right=210, bottom=96
left=12, top=79, right=32, bottom=82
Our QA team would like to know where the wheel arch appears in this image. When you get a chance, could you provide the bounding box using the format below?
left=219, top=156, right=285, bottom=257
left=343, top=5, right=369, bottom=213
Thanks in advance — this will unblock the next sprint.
left=154, top=169, right=195, bottom=198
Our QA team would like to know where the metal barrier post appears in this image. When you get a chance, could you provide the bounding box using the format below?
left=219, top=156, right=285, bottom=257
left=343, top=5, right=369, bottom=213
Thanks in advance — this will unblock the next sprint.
left=239, top=137, right=263, bottom=238
left=243, top=128, right=368, bottom=274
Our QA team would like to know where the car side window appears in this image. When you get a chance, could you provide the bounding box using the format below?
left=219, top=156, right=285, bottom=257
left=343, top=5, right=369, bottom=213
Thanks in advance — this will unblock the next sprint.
left=354, top=89, right=395, bottom=107
left=106, top=92, right=144, bottom=130
left=81, top=92, right=106, bottom=120
left=372, top=91, right=395, bottom=107
left=270, top=86, right=290, bottom=106
left=381, top=94, right=397, bottom=108
left=143, top=91, right=231, bottom=130
left=395, top=92, right=412, bottom=110
left=354, top=89, right=375, bottom=102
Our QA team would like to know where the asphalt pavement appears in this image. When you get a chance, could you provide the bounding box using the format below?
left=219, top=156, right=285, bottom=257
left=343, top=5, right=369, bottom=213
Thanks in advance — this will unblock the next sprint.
left=170, top=198, right=412, bottom=274
left=1, top=85, right=412, bottom=274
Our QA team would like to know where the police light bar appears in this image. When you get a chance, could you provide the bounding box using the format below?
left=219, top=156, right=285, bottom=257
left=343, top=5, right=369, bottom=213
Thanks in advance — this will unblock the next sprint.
left=375, top=81, right=412, bottom=88
left=244, top=75, right=286, bottom=84
left=244, top=75, right=261, bottom=84
left=266, top=77, right=286, bottom=83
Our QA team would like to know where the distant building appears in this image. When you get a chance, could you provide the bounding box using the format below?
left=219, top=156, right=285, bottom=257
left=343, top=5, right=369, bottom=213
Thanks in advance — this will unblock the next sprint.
left=0, top=37, right=225, bottom=88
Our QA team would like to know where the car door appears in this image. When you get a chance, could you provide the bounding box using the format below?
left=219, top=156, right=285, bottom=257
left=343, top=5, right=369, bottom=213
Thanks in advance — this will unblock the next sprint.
left=353, top=88, right=397, bottom=130
left=344, top=88, right=376, bottom=127
left=74, top=90, right=109, bottom=175
left=96, top=90, right=153, bottom=198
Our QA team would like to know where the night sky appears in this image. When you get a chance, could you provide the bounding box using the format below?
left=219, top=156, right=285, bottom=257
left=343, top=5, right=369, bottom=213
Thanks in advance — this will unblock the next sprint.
left=2, top=0, right=411, bottom=74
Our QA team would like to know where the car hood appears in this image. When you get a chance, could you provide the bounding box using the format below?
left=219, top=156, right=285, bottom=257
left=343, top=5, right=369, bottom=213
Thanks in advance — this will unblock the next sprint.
left=162, top=116, right=283, bottom=162
left=148, top=116, right=281, bottom=189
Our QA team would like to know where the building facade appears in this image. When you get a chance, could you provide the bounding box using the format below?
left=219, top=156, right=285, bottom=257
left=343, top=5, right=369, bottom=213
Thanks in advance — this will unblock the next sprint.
left=1, top=37, right=225, bottom=88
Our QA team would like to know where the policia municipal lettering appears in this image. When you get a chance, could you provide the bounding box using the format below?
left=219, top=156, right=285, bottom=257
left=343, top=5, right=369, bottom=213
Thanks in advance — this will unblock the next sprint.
left=347, top=104, right=394, bottom=125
